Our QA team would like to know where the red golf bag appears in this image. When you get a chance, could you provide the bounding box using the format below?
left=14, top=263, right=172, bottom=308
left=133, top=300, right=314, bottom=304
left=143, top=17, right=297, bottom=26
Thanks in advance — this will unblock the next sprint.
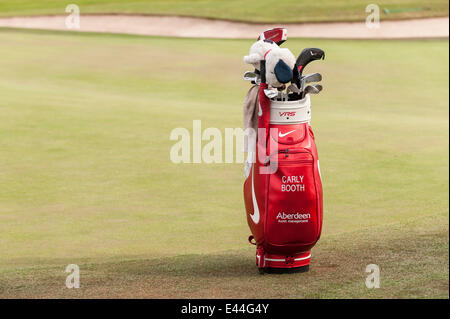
left=243, top=81, right=323, bottom=273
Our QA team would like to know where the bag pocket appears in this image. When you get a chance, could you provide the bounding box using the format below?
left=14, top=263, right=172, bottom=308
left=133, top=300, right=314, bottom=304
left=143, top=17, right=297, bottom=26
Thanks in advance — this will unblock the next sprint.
left=266, top=150, right=320, bottom=247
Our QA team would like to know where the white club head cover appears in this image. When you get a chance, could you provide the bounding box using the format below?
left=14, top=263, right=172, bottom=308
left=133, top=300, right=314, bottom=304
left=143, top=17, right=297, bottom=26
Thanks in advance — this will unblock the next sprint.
left=264, top=47, right=296, bottom=88
left=243, top=39, right=279, bottom=71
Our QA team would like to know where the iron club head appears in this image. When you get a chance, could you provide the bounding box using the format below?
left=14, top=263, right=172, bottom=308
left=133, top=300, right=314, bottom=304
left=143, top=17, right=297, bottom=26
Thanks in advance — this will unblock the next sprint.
left=243, top=71, right=261, bottom=84
left=264, top=88, right=278, bottom=99
left=302, top=73, right=322, bottom=84
left=304, top=84, right=323, bottom=95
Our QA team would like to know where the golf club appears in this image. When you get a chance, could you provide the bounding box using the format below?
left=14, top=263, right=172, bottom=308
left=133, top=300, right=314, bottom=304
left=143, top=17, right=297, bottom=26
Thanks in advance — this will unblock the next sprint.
left=291, top=48, right=324, bottom=99
left=303, top=84, right=323, bottom=97
left=296, top=48, right=325, bottom=78
left=302, top=73, right=322, bottom=85
left=293, top=48, right=325, bottom=93
left=285, top=83, right=300, bottom=101
left=264, top=88, right=278, bottom=99
left=243, top=71, right=261, bottom=84
left=298, top=73, right=322, bottom=98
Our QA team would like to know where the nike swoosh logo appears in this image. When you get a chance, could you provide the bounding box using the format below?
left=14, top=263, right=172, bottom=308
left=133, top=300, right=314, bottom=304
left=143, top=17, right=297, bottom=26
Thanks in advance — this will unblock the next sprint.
left=279, top=130, right=295, bottom=138
left=250, top=165, right=260, bottom=224
left=258, top=103, right=262, bottom=116
left=310, top=51, right=317, bottom=56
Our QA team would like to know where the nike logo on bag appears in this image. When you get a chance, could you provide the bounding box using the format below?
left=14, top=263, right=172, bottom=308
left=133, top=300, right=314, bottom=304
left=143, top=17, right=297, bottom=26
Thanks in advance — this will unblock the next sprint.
left=250, top=165, right=260, bottom=224
left=279, top=130, right=295, bottom=138
left=258, top=104, right=262, bottom=116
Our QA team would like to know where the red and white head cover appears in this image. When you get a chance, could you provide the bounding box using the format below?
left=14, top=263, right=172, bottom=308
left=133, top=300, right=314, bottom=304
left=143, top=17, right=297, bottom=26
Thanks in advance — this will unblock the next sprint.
left=258, top=28, right=287, bottom=46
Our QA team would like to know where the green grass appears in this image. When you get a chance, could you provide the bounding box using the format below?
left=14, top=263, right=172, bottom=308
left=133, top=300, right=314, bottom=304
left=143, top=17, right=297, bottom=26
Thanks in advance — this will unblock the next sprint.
left=0, top=0, right=448, bottom=22
left=0, top=29, right=448, bottom=298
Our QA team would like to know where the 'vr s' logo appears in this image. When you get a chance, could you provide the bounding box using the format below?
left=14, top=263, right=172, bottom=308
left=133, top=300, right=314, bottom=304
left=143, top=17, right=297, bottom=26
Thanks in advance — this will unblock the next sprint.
left=279, top=111, right=296, bottom=117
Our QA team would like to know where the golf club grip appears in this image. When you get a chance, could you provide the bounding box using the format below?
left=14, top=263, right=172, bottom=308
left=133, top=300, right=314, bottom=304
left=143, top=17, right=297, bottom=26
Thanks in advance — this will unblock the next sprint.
left=260, top=60, right=266, bottom=84
left=292, top=66, right=300, bottom=87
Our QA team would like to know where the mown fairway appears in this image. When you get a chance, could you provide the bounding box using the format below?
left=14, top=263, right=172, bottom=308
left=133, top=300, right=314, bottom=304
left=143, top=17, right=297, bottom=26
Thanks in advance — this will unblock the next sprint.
left=0, top=0, right=448, bottom=22
left=0, top=29, right=448, bottom=298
